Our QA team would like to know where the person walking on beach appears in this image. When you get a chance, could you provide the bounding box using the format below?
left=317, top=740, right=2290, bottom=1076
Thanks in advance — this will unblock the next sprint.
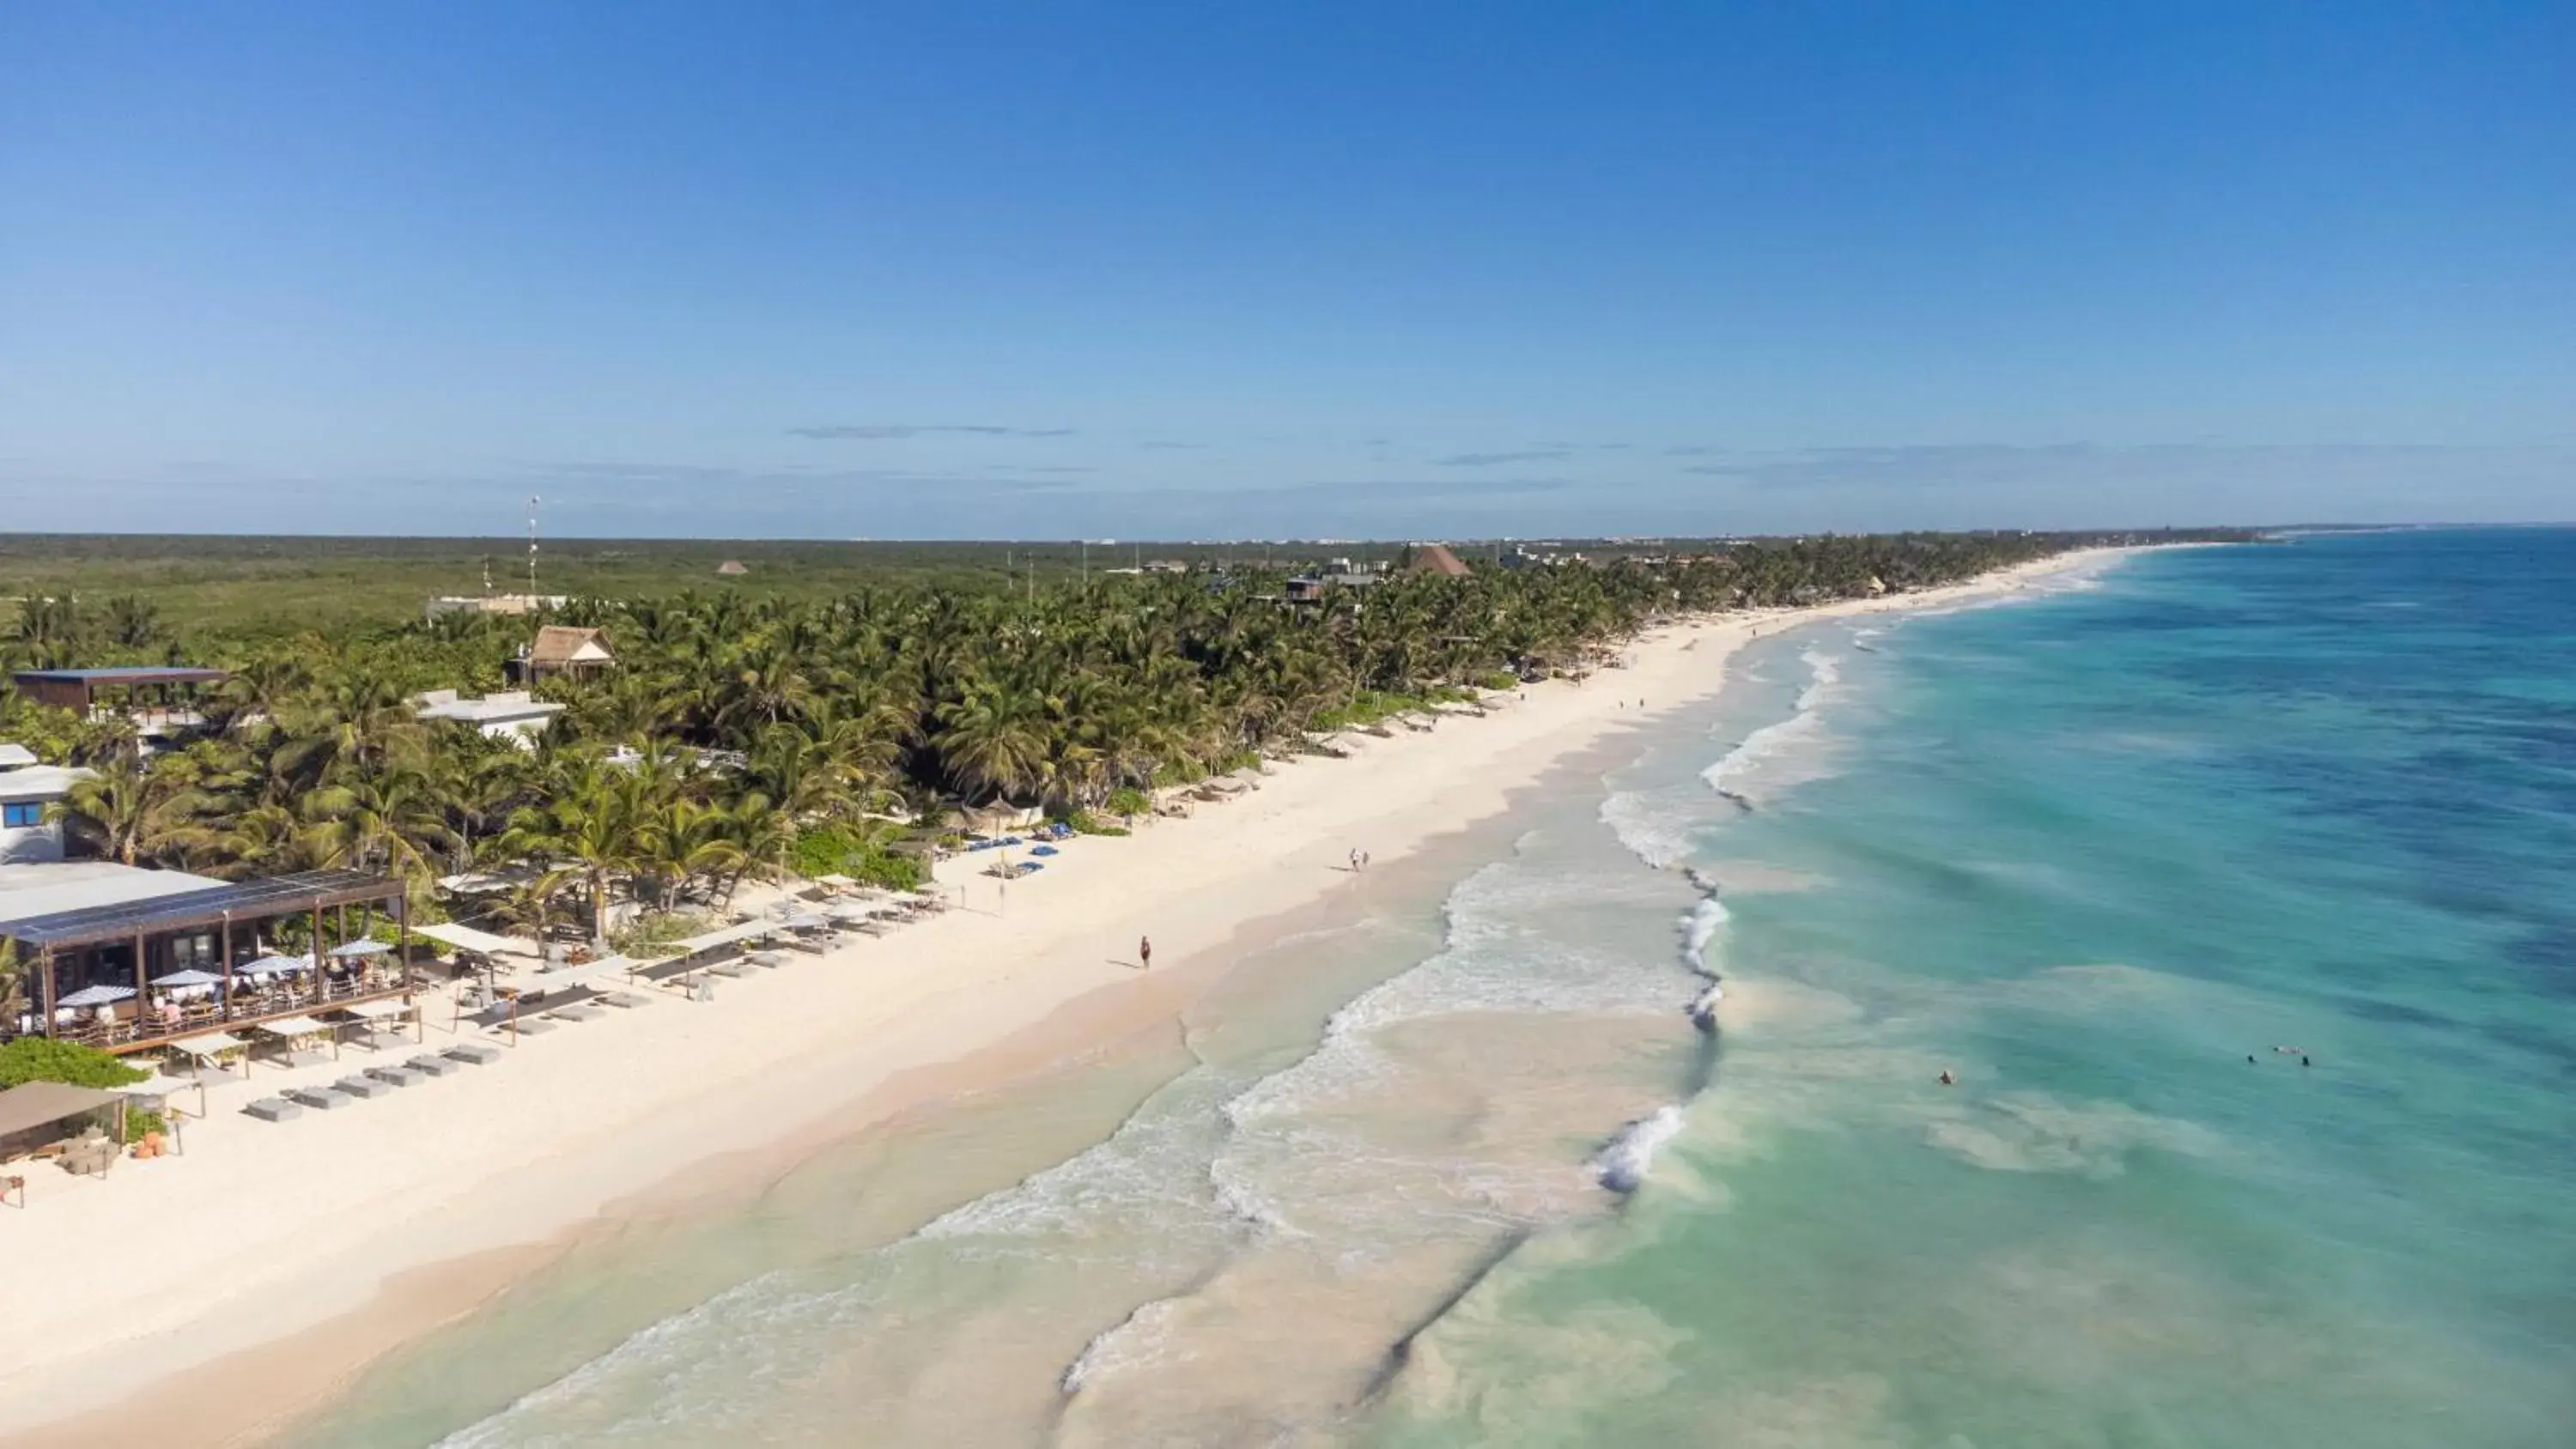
left=1139, top=936, right=1152, bottom=970
left=1349, top=848, right=1361, bottom=873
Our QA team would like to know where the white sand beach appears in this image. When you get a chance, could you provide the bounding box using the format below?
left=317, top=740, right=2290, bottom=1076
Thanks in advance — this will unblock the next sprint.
left=0, top=549, right=2121, bottom=1447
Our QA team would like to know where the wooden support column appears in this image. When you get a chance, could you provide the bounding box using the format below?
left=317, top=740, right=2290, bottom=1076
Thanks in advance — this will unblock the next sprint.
left=311, top=904, right=325, bottom=1003
left=37, top=948, right=57, bottom=1039
left=219, top=914, right=234, bottom=1023
left=133, top=930, right=149, bottom=1045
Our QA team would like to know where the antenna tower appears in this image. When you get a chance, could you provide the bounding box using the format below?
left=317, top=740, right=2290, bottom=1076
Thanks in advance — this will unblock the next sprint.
left=526, top=496, right=541, bottom=597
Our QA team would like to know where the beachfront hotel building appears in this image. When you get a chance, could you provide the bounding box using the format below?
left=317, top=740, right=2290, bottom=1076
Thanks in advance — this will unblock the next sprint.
left=0, top=758, right=96, bottom=864
left=0, top=861, right=411, bottom=1056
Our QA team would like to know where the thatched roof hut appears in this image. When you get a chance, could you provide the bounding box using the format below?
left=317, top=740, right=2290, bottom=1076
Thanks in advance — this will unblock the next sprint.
left=1406, top=543, right=1472, bottom=578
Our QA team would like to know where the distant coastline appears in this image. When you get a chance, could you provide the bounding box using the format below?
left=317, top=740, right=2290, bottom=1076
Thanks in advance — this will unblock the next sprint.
left=0, top=545, right=2160, bottom=1447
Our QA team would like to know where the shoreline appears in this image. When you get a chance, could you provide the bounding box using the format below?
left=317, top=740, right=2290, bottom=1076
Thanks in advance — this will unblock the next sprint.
left=2, top=546, right=2143, bottom=1448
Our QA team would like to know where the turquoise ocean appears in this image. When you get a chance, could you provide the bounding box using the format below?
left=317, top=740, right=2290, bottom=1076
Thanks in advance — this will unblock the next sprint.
left=280, top=531, right=2575, bottom=1447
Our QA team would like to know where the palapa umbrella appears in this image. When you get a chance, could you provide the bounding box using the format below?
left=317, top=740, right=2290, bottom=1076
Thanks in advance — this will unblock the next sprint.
left=328, top=937, right=393, bottom=957
left=58, top=985, right=136, bottom=1008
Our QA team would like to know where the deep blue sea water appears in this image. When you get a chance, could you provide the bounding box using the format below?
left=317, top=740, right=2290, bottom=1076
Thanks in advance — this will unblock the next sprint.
left=1380, top=530, right=2576, bottom=1446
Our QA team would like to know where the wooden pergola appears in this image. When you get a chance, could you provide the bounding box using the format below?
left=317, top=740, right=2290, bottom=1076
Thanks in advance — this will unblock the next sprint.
left=9, top=666, right=231, bottom=726
left=2, top=870, right=411, bottom=1056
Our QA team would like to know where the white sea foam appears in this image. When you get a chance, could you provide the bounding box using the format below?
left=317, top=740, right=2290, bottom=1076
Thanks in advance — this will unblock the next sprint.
left=1704, top=648, right=1844, bottom=804
left=1595, top=1106, right=1686, bottom=1193
left=1224, top=862, right=1671, bottom=1132
left=1599, top=786, right=1698, bottom=870
left=1061, top=1294, right=1189, bottom=1393
left=433, top=1270, right=864, bottom=1447
left=1680, top=897, right=1729, bottom=979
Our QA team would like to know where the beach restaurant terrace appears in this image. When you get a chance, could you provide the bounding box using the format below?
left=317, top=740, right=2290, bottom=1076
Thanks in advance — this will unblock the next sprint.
left=2, top=869, right=412, bottom=1055
left=9, top=666, right=230, bottom=730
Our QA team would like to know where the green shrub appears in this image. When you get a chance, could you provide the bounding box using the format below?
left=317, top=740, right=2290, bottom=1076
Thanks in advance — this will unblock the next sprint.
left=124, top=1107, right=167, bottom=1145
left=1105, top=786, right=1151, bottom=818
left=851, top=850, right=927, bottom=891
left=792, top=824, right=864, bottom=878
left=791, top=823, right=926, bottom=891
left=610, top=911, right=718, bottom=959
left=0, top=1037, right=147, bottom=1090
left=1479, top=670, right=1519, bottom=692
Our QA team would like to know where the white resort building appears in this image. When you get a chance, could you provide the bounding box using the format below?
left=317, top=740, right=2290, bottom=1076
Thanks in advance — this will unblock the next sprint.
left=0, top=751, right=95, bottom=865
left=415, top=689, right=566, bottom=745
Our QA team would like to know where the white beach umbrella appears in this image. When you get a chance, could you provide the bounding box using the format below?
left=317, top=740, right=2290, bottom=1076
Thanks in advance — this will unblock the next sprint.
left=236, top=955, right=310, bottom=977
left=329, top=937, right=394, bottom=958
left=58, top=985, right=136, bottom=1008
left=149, top=967, right=226, bottom=987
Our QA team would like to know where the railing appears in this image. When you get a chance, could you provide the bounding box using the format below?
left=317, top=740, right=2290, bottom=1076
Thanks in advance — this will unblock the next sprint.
left=3, top=972, right=423, bottom=1053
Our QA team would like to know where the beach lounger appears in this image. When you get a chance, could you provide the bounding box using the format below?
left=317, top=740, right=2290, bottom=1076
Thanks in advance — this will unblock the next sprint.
left=335, top=1075, right=392, bottom=1100
left=243, top=1097, right=303, bottom=1123
left=283, top=1048, right=332, bottom=1070
left=603, top=991, right=652, bottom=1009
left=407, top=1054, right=461, bottom=1076
left=748, top=950, right=789, bottom=968
left=365, top=1065, right=422, bottom=1088
left=708, top=959, right=749, bottom=978
left=550, top=1003, right=608, bottom=1022
left=445, top=1042, right=503, bottom=1065
left=510, top=1016, right=560, bottom=1035
left=286, top=1086, right=352, bottom=1111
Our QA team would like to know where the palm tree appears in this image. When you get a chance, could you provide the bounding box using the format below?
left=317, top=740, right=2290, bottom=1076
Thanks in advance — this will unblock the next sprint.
left=495, top=755, right=651, bottom=949
left=931, top=682, right=1050, bottom=805
left=54, top=755, right=200, bottom=867
left=300, top=767, right=459, bottom=888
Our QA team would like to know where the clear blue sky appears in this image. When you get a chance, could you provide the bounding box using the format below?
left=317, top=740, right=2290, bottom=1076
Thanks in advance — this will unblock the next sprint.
left=3, top=3, right=2568, bottom=537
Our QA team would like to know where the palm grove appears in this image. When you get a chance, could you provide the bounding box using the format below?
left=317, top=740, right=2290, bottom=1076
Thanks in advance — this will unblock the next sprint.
left=1, top=533, right=2131, bottom=953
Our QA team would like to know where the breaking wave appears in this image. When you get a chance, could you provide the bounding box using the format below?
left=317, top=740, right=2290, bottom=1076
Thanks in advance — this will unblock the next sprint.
left=1595, top=1106, right=1686, bottom=1194
left=1703, top=647, right=1844, bottom=805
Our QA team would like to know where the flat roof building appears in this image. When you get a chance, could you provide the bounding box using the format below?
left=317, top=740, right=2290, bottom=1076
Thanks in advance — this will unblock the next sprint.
left=416, top=689, right=566, bottom=745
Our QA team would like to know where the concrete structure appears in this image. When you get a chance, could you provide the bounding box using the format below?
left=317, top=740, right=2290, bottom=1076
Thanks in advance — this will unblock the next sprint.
left=0, top=762, right=96, bottom=864
left=1285, top=557, right=1388, bottom=603
left=426, top=594, right=568, bottom=619
left=416, top=688, right=565, bottom=745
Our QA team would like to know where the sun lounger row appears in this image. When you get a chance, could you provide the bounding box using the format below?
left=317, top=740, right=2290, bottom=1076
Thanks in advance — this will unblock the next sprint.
left=243, top=1044, right=501, bottom=1122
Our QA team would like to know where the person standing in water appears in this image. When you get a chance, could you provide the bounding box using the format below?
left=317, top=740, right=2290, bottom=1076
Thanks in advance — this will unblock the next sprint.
left=1139, top=936, right=1152, bottom=969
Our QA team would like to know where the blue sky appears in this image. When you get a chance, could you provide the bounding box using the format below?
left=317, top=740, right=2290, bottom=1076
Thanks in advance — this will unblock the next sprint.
left=2, top=3, right=2568, bottom=538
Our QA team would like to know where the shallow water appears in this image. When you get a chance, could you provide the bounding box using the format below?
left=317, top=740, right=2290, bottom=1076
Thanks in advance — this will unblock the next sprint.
left=280, top=531, right=2576, bottom=1447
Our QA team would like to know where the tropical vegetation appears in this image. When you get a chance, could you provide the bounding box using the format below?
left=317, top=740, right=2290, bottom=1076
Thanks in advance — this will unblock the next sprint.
left=2, top=532, right=2239, bottom=952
